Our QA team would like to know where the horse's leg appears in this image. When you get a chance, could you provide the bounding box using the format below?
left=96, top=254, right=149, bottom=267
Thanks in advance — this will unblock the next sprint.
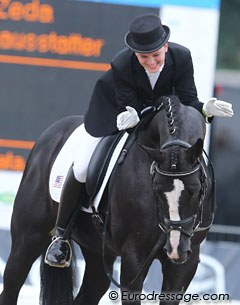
left=74, top=247, right=116, bottom=305
left=0, top=231, right=49, bottom=305
left=0, top=190, right=53, bottom=305
left=120, top=242, right=153, bottom=305
left=159, top=246, right=200, bottom=305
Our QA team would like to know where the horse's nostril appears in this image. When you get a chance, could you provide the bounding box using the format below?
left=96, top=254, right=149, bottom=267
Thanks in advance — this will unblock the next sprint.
left=187, top=250, right=192, bottom=257
left=163, top=246, right=168, bottom=254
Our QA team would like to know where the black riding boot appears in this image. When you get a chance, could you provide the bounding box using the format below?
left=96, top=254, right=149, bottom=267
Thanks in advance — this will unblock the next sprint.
left=44, top=165, right=89, bottom=268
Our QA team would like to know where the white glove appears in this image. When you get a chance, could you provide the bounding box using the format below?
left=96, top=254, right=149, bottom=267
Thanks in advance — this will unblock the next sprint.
left=117, top=106, right=140, bottom=130
left=203, top=98, right=234, bottom=117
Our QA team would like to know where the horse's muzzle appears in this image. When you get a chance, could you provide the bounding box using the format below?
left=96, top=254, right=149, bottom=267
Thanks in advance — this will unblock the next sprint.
left=170, top=256, right=189, bottom=265
left=163, top=236, right=192, bottom=264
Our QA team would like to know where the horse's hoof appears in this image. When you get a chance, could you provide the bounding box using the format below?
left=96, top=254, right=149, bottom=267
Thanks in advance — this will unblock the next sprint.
left=44, top=237, right=72, bottom=268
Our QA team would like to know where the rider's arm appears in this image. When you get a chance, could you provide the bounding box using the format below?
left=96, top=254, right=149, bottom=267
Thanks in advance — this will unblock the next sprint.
left=174, top=49, right=233, bottom=120
left=173, top=49, right=204, bottom=114
left=111, top=66, right=141, bottom=114
left=111, top=49, right=141, bottom=114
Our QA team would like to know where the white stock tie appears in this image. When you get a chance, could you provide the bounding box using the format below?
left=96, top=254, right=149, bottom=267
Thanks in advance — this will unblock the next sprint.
left=145, top=64, right=164, bottom=89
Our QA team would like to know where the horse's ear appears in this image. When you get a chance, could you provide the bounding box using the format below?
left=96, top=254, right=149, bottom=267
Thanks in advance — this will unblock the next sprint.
left=186, top=138, right=203, bottom=163
left=139, top=144, right=164, bottom=162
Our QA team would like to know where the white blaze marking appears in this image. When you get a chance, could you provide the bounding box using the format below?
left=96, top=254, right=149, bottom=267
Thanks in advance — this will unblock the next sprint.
left=164, top=179, right=184, bottom=259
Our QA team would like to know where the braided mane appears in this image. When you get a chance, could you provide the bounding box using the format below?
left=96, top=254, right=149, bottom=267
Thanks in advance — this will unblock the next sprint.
left=162, top=96, right=180, bottom=171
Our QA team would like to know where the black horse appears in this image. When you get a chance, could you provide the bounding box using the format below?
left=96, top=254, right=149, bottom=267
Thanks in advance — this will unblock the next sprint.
left=0, top=95, right=214, bottom=305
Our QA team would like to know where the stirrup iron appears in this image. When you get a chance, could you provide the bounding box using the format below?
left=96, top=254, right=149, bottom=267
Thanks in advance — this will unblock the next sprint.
left=44, top=237, right=72, bottom=268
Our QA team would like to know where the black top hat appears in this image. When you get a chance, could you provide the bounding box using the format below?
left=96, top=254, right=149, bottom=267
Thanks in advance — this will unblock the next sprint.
left=125, top=14, right=170, bottom=53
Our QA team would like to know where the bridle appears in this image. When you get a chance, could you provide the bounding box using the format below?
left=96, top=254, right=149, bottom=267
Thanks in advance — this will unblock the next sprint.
left=150, top=139, right=210, bottom=238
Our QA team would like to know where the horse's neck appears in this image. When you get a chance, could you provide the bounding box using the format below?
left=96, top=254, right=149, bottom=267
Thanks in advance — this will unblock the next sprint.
left=142, top=104, right=205, bottom=148
left=150, top=110, right=175, bottom=146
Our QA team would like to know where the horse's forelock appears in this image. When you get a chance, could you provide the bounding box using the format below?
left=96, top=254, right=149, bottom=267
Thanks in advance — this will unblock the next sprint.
left=170, top=148, right=179, bottom=171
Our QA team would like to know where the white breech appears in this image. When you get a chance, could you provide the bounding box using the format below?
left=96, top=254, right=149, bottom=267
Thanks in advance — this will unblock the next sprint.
left=72, top=124, right=102, bottom=183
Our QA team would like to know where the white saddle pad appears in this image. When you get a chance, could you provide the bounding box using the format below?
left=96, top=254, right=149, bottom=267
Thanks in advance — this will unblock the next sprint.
left=49, top=125, right=128, bottom=213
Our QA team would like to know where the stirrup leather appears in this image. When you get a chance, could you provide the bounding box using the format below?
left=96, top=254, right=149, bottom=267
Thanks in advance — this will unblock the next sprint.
left=44, top=236, right=72, bottom=268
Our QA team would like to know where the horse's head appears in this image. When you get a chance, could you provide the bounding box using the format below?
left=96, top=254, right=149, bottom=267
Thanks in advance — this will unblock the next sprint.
left=142, top=138, right=206, bottom=264
left=139, top=96, right=207, bottom=264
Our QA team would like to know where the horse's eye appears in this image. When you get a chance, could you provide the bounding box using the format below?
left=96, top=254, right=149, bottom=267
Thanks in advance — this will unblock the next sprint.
left=186, top=186, right=201, bottom=196
left=153, top=185, right=162, bottom=193
left=153, top=184, right=173, bottom=193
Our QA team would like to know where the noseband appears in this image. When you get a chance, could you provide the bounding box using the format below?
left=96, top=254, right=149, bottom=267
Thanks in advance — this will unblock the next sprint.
left=150, top=139, right=208, bottom=238
left=159, top=215, right=197, bottom=238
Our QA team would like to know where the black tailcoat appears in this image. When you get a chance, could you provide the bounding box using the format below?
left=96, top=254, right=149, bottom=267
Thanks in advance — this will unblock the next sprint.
left=85, top=42, right=203, bottom=137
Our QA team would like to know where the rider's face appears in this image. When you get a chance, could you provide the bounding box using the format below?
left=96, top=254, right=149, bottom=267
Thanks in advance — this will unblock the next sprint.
left=135, top=43, right=168, bottom=73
